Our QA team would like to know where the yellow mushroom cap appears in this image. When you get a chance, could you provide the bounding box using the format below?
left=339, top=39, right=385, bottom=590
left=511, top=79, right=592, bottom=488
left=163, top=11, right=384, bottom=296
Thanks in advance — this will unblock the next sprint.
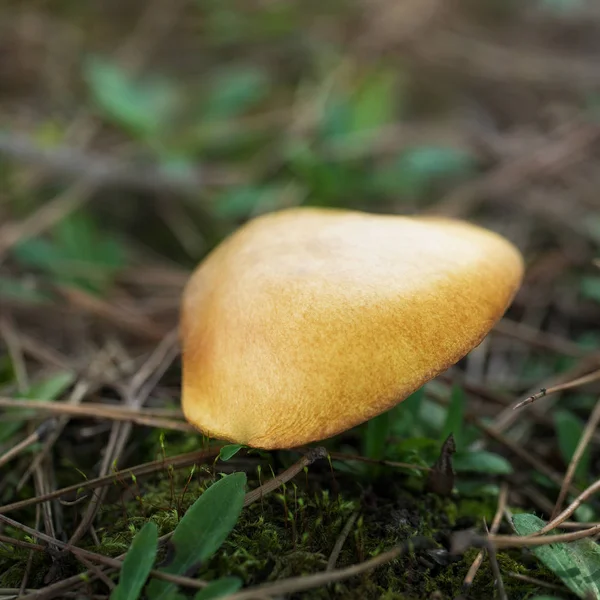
left=180, top=208, right=524, bottom=449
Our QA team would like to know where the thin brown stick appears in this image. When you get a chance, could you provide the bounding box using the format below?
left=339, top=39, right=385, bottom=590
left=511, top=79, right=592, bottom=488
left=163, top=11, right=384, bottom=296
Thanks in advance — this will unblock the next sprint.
left=474, top=356, right=600, bottom=461
left=18, top=349, right=117, bottom=492
left=463, top=483, right=508, bottom=590
left=0, top=446, right=221, bottom=516
left=0, top=396, right=193, bottom=432
left=68, top=330, right=179, bottom=546
left=454, top=525, right=600, bottom=553
left=33, top=461, right=57, bottom=552
left=493, top=318, right=600, bottom=362
left=427, top=388, right=575, bottom=493
left=0, top=132, right=214, bottom=195
left=514, top=369, right=600, bottom=410
left=534, top=477, right=600, bottom=536
left=15, top=447, right=331, bottom=599
left=243, top=447, right=327, bottom=507
left=429, top=119, right=600, bottom=218
left=552, top=396, right=600, bottom=519
left=221, top=538, right=436, bottom=600
left=483, top=520, right=507, bottom=600
left=0, top=513, right=208, bottom=592
left=506, top=572, right=566, bottom=593
left=327, top=510, right=359, bottom=571
left=0, top=534, right=45, bottom=552
left=492, top=525, right=600, bottom=547
left=326, top=451, right=431, bottom=472
left=0, top=420, right=55, bottom=470
left=0, top=182, right=93, bottom=262
left=73, top=554, right=115, bottom=592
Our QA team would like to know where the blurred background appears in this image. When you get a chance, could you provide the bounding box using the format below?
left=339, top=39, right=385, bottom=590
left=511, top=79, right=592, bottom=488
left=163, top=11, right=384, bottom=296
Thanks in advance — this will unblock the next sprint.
left=2, top=0, right=600, bottom=351
left=1, top=0, right=600, bottom=408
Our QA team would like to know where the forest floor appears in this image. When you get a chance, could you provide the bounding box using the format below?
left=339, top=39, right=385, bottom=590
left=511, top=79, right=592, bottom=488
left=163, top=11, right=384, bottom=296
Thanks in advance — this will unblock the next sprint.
left=1, top=1, right=600, bottom=599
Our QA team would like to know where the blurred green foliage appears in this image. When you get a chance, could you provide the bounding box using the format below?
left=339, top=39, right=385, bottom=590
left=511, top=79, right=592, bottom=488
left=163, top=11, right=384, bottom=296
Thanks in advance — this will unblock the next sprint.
left=13, top=212, right=126, bottom=295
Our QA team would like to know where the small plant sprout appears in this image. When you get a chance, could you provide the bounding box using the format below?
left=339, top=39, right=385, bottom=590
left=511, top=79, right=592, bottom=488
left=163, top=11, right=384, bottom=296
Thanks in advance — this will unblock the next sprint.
left=180, top=207, right=524, bottom=449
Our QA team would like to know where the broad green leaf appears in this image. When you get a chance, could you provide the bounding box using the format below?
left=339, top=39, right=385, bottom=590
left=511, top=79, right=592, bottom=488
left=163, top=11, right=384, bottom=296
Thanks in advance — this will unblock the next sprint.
left=84, top=55, right=178, bottom=137
left=26, top=372, right=74, bottom=401
left=529, top=596, right=564, bottom=600
left=363, top=411, right=390, bottom=461
left=12, top=238, right=66, bottom=274
left=194, top=577, right=243, bottom=599
left=146, top=472, right=247, bottom=599
left=455, top=481, right=500, bottom=497
left=453, top=451, right=513, bottom=475
left=219, top=445, right=245, bottom=462
left=0, top=371, right=75, bottom=443
left=110, top=522, right=158, bottom=600
left=513, top=513, right=600, bottom=599
left=441, top=384, right=466, bottom=451
left=350, top=69, right=399, bottom=133
left=204, top=67, right=268, bottom=119
left=554, top=409, right=590, bottom=481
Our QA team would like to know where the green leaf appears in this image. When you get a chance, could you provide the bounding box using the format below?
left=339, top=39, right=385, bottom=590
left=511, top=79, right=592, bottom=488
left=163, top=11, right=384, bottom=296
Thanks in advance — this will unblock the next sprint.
left=110, top=522, right=158, bottom=600
left=363, top=411, right=391, bottom=461
left=219, top=445, right=245, bottom=462
left=0, top=275, right=52, bottom=304
left=55, top=214, right=123, bottom=268
left=25, top=371, right=75, bottom=401
left=320, top=95, right=352, bottom=140
left=83, top=55, right=178, bottom=137
left=0, top=370, right=75, bottom=444
left=574, top=503, right=595, bottom=523
left=441, top=384, right=466, bottom=451
left=204, top=67, right=268, bottom=119
left=350, top=69, right=399, bottom=133
left=453, top=451, right=513, bottom=475
left=212, top=186, right=277, bottom=220
left=455, top=481, right=500, bottom=497
left=391, top=436, right=440, bottom=469
left=581, top=277, right=600, bottom=303
left=194, top=577, right=243, bottom=599
left=12, top=238, right=66, bottom=274
left=513, top=513, right=600, bottom=599
left=371, top=146, right=475, bottom=198
left=390, top=387, right=425, bottom=437
left=13, top=212, right=126, bottom=295
left=146, top=472, right=247, bottom=599
left=554, top=409, right=590, bottom=481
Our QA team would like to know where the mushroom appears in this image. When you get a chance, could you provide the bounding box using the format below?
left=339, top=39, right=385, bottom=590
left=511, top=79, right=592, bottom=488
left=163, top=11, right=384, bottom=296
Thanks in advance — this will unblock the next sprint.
left=180, top=207, right=524, bottom=449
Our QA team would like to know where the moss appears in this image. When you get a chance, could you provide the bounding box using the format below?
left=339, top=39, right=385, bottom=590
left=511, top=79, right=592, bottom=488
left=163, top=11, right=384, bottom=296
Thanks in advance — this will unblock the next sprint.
left=0, top=460, right=560, bottom=598
left=94, top=467, right=557, bottom=598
